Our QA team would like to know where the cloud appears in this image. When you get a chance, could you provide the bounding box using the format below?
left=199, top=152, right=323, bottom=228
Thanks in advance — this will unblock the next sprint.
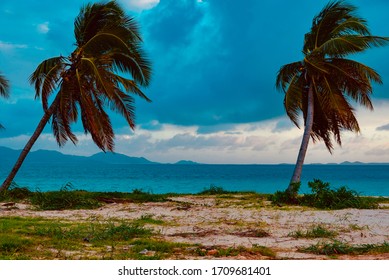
left=376, top=123, right=389, bottom=131
left=37, top=22, right=50, bottom=34
left=0, top=41, right=28, bottom=52
left=365, top=147, right=389, bottom=157
left=119, top=0, right=160, bottom=12
left=272, top=119, right=295, bottom=133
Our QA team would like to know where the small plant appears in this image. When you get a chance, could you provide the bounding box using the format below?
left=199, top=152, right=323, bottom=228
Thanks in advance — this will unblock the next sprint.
left=252, top=244, right=277, bottom=258
left=91, top=221, right=153, bottom=242
left=198, top=185, right=232, bottom=195
left=270, top=182, right=301, bottom=205
left=30, top=186, right=101, bottom=210
left=126, top=189, right=168, bottom=203
left=300, top=241, right=389, bottom=255
left=0, top=235, right=32, bottom=254
left=135, top=214, right=165, bottom=225
left=0, top=185, right=32, bottom=201
left=288, top=225, right=338, bottom=239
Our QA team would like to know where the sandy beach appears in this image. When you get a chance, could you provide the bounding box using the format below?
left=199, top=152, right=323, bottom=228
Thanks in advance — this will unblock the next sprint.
left=1, top=194, right=388, bottom=260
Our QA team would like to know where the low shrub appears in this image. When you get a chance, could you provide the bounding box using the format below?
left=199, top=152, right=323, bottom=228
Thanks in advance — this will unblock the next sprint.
left=198, top=185, right=233, bottom=195
left=271, top=179, right=378, bottom=209
left=30, top=185, right=101, bottom=210
left=0, top=184, right=33, bottom=201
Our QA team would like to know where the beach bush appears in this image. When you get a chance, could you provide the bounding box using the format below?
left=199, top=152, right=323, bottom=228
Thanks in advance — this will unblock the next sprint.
left=271, top=179, right=378, bottom=209
left=199, top=185, right=233, bottom=195
left=30, top=186, right=102, bottom=210
left=126, top=189, right=169, bottom=203
left=2, top=185, right=170, bottom=210
left=0, top=184, right=32, bottom=201
left=300, top=179, right=378, bottom=209
left=270, top=182, right=301, bottom=205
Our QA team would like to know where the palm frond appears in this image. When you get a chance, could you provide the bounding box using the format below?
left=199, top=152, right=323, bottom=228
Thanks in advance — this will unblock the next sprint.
left=110, top=51, right=152, bottom=87
left=28, top=1, right=151, bottom=150
left=276, top=61, right=303, bottom=93
left=283, top=74, right=306, bottom=128
left=304, top=0, right=357, bottom=52
left=0, top=73, right=10, bottom=98
left=74, top=1, right=141, bottom=47
left=30, top=56, right=65, bottom=110
left=316, top=35, right=389, bottom=57
left=51, top=107, right=78, bottom=147
left=113, top=74, right=151, bottom=102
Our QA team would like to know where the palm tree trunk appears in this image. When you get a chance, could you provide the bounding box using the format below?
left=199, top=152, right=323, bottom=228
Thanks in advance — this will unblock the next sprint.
left=0, top=96, right=60, bottom=192
left=287, top=83, right=314, bottom=195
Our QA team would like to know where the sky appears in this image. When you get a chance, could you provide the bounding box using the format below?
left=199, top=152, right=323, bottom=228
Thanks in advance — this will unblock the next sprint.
left=0, top=0, right=389, bottom=164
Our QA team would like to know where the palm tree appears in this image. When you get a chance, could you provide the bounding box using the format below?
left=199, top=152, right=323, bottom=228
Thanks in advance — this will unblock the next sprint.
left=276, top=0, right=388, bottom=196
left=0, top=73, right=10, bottom=129
left=0, top=1, right=151, bottom=192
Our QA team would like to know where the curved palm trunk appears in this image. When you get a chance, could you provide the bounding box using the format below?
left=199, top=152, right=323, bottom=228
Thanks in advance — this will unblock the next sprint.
left=287, top=83, right=314, bottom=195
left=0, top=96, right=60, bottom=192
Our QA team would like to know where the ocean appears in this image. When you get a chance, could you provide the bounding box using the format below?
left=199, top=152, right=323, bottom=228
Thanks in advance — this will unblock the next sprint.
left=1, top=163, right=389, bottom=196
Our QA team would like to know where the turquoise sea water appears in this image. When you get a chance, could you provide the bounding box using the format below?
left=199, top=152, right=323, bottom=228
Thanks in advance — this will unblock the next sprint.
left=1, top=164, right=389, bottom=196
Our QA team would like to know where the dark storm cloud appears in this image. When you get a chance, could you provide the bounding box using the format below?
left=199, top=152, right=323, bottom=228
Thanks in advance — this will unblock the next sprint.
left=1, top=0, right=389, bottom=139
left=134, top=0, right=389, bottom=127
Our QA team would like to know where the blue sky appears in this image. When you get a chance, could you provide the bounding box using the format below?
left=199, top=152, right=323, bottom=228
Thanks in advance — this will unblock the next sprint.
left=1, top=0, right=389, bottom=163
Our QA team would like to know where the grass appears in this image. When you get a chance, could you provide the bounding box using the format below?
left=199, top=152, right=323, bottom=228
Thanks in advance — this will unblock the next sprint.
left=195, top=245, right=276, bottom=259
left=0, top=216, right=187, bottom=260
left=300, top=240, right=389, bottom=256
left=288, top=225, right=338, bottom=239
left=135, top=214, right=165, bottom=225
left=0, top=215, right=278, bottom=260
left=0, top=184, right=170, bottom=210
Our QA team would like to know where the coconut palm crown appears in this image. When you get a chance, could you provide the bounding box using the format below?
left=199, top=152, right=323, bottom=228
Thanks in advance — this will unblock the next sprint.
left=31, top=0, right=151, bottom=151
left=1, top=1, right=151, bottom=191
left=276, top=0, right=388, bottom=192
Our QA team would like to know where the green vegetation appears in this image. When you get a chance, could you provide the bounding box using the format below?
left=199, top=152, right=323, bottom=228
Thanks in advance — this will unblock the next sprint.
left=300, top=241, right=389, bottom=256
left=135, top=214, right=165, bottom=225
left=0, top=216, right=190, bottom=260
left=30, top=187, right=102, bottom=210
left=1, top=179, right=385, bottom=211
left=0, top=72, right=10, bottom=129
left=198, top=185, right=235, bottom=195
left=288, top=225, right=338, bottom=239
left=0, top=185, right=32, bottom=201
left=0, top=185, right=169, bottom=210
left=0, top=216, right=278, bottom=260
left=195, top=245, right=276, bottom=259
left=271, top=179, right=378, bottom=209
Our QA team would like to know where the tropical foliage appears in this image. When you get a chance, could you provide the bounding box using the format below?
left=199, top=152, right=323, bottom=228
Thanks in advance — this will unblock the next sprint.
left=0, top=73, right=10, bottom=129
left=0, top=1, right=151, bottom=192
left=276, top=0, right=388, bottom=194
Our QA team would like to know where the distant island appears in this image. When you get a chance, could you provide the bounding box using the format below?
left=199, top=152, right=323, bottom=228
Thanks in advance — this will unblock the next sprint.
left=0, top=146, right=202, bottom=166
left=1, top=146, right=388, bottom=166
left=174, top=160, right=200, bottom=165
